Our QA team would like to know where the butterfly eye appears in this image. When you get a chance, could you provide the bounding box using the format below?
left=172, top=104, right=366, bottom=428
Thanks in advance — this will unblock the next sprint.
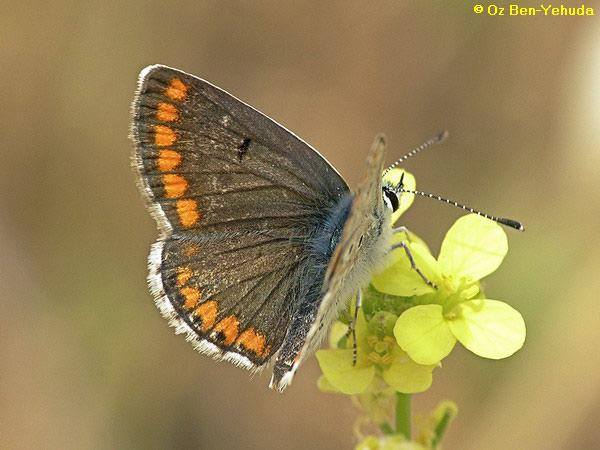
left=382, top=186, right=399, bottom=212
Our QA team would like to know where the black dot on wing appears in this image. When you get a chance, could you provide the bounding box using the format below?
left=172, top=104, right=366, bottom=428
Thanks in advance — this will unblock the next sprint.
left=215, top=331, right=226, bottom=342
left=238, top=137, right=251, bottom=162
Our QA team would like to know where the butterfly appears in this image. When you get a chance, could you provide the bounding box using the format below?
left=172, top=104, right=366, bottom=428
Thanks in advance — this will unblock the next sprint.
left=130, top=65, right=523, bottom=391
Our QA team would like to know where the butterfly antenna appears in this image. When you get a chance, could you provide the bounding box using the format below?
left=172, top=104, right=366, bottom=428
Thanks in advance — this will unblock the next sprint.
left=400, top=188, right=525, bottom=231
left=383, top=131, right=449, bottom=176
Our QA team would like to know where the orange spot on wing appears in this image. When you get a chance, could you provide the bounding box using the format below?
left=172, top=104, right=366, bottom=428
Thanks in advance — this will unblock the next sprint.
left=176, top=267, right=192, bottom=286
left=213, top=315, right=240, bottom=345
left=163, top=174, right=188, bottom=198
left=176, top=199, right=200, bottom=227
left=165, top=78, right=188, bottom=101
left=156, top=102, right=178, bottom=122
left=157, top=149, right=182, bottom=172
left=181, top=286, right=201, bottom=310
left=195, top=300, right=217, bottom=332
left=154, top=125, right=176, bottom=146
left=236, top=328, right=267, bottom=358
left=183, top=243, right=199, bottom=257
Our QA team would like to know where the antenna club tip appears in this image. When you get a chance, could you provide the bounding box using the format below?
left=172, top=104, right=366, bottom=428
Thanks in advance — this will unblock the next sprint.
left=499, top=218, right=525, bottom=231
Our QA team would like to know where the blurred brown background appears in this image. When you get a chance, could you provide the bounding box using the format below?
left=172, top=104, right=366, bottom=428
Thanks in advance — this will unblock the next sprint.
left=2, top=1, right=599, bottom=449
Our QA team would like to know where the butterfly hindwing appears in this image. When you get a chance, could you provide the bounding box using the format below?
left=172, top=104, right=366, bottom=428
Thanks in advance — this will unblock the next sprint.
left=132, top=65, right=349, bottom=373
left=156, top=234, right=303, bottom=367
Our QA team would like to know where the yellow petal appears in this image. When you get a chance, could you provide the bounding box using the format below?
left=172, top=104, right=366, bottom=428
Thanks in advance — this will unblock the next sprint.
left=316, top=349, right=375, bottom=394
left=439, top=214, right=508, bottom=281
left=448, top=299, right=526, bottom=359
left=383, top=349, right=435, bottom=393
left=394, top=305, right=456, bottom=365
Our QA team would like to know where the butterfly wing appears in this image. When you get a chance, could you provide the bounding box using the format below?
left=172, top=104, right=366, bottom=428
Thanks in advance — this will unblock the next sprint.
left=323, top=134, right=387, bottom=293
left=131, top=65, right=349, bottom=372
left=270, top=134, right=391, bottom=390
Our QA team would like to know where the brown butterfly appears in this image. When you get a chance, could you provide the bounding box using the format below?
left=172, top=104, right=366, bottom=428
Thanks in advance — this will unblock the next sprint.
left=130, top=65, right=523, bottom=391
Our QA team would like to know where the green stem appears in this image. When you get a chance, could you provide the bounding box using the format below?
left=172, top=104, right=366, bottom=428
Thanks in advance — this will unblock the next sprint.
left=379, top=422, right=394, bottom=435
left=431, top=409, right=452, bottom=448
left=395, top=392, right=411, bottom=439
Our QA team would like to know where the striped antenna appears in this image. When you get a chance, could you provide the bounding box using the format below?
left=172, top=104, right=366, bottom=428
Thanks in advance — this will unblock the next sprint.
left=400, top=188, right=525, bottom=231
left=383, top=131, right=449, bottom=176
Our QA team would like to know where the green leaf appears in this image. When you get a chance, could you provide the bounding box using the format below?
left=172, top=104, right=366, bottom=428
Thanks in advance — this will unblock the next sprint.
left=372, top=240, right=438, bottom=297
left=438, top=214, right=508, bottom=281
left=382, top=348, right=435, bottom=393
left=430, top=400, right=458, bottom=448
left=362, top=284, right=415, bottom=318
left=417, top=400, right=458, bottom=448
left=316, top=349, right=375, bottom=394
left=394, top=305, right=456, bottom=365
left=448, top=299, right=526, bottom=359
left=368, top=311, right=399, bottom=338
left=384, top=168, right=416, bottom=224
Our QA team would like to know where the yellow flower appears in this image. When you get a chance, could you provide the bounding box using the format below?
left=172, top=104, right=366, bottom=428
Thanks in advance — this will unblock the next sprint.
left=316, top=310, right=435, bottom=395
left=373, top=214, right=526, bottom=365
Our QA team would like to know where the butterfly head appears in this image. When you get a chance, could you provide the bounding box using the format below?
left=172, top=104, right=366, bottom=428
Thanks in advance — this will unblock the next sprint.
left=382, top=171, right=405, bottom=213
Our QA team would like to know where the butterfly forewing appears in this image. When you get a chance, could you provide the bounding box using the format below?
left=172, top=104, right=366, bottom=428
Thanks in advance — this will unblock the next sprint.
left=133, top=65, right=347, bottom=234
left=132, top=65, right=349, bottom=372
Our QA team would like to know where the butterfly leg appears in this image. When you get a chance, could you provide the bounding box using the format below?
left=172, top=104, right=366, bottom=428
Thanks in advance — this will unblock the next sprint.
left=345, top=289, right=362, bottom=366
left=392, top=226, right=411, bottom=241
left=392, top=225, right=408, bottom=234
left=390, top=241, right=437, bottom=289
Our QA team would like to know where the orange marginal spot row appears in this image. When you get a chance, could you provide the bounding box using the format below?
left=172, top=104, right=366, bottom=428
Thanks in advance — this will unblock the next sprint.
left=152, top=106, right=201, bottom=227
left=155, top=98, right=180, bottom=171
left=179, top=284, right=271, bottom=358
